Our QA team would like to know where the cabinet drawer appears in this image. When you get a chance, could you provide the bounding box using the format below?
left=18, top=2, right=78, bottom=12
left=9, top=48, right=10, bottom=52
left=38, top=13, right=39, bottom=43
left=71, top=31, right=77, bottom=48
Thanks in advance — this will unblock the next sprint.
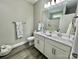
left=45, top=38, right=71, bottom=54
left=45, top=41, right=55, bottom=59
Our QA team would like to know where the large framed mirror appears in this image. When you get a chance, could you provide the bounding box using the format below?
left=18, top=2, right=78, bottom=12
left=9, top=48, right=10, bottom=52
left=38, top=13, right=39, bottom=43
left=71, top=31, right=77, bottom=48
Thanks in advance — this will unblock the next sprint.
left=46, top=12, right=63, bottom=32
left=43, top=0, right=77, bottom=35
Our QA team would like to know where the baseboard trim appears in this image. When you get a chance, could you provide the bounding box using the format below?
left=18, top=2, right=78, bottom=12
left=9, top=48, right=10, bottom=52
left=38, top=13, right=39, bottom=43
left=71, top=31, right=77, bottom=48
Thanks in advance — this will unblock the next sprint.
left=12, top=41, right=28, bottom=49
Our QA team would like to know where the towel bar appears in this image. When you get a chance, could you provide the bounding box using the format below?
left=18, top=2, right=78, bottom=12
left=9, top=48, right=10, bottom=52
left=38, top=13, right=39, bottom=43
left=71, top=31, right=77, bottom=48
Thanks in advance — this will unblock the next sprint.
left=12, top=22, right=26, bottom=24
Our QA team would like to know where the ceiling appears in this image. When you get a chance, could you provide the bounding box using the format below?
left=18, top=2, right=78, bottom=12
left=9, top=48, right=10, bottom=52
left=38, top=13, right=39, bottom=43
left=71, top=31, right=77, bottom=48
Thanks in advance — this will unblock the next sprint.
left=67, top=0, right=78, bottom=7
left=26, top=0, right=78, bottom=5
left=26, top=0, right=38, bottom=4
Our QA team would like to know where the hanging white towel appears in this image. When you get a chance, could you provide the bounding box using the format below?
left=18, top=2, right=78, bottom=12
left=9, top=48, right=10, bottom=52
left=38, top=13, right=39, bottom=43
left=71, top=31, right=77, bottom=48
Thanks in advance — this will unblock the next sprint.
left=16, top=22, right=23, bottom=38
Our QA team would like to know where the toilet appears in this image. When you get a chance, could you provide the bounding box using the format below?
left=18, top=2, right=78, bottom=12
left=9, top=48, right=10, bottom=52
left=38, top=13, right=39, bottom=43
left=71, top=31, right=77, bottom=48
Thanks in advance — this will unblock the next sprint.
left=27, top=36, right=35, bottom=46
left=0, top=45, right=12, bottom=56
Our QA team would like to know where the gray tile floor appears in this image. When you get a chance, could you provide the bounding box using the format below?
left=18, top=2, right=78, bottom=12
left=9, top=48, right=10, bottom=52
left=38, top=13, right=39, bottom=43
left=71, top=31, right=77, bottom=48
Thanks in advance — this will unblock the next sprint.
left=0, top=43, right=47, bottom=59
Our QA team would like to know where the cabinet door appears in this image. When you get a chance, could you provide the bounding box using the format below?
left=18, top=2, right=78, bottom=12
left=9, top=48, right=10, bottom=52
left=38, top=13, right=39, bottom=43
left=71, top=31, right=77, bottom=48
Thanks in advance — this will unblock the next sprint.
left=34, top=38, right=39, bottom=50
left=34, top=37, right=44, bottom=53
left=38, top=39, right=44, bottom=53
left=45, top=40, right=68, bottom=59
left=55, top=47, right=68, bottom=59
left=45, top=41, right=55, bottom=59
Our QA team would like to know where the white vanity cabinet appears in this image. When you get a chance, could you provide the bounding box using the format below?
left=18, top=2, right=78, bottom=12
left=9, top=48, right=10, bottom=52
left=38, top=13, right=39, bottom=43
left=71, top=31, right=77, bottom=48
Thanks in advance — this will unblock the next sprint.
left=34, top=34, right=45, bottom=53
left=34, top=32, right=72, bottom=59
left=45, top=38, right=71, bottom=59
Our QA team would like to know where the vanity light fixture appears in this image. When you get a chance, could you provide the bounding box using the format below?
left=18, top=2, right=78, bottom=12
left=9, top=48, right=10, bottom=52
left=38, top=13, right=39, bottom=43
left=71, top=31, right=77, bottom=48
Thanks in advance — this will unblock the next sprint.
left=44, top=2, right=51, bottom=8
left=51, top=0, right=55, bottom=5
left=44, top=0, right=65, bottom=8
left=47, top=2, right=51, bottom=7
left=56, top=0, right=65, bottom=4
left=44, top=4, right=48, bottom=8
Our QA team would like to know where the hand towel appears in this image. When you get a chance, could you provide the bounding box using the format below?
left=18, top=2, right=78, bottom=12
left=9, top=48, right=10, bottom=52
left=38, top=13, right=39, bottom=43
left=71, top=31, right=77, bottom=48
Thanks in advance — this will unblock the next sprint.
left=16, top=22, right=23, bottom=38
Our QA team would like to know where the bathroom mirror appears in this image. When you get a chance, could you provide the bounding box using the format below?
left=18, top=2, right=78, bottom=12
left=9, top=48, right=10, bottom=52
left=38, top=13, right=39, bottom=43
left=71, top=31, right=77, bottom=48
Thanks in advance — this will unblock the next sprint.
left=45, top=12, right=63, bottom=32
left=43, top=11, right=76, bottom=35
left=43, top=0, right=77, bottom=35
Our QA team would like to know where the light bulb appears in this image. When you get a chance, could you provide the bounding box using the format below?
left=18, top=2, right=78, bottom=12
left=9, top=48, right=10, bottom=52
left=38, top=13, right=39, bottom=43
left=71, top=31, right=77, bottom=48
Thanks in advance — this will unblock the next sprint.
left=56, top=0, right=64, bottom=4
left=51, top=0, right=55, bottom=5
left=56, top=0, right=61, bottom=4
left=44, top=4, right=48, bottom=8
left=47, top=2, right=51, bottom=7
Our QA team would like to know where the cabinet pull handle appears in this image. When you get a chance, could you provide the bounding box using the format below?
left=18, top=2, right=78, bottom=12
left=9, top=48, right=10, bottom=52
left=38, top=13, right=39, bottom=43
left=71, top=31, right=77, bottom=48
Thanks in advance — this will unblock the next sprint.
left=52, top=48, right=56, bottom=55
left=54, top=49, right=56, bottom=55
left=37, top=40, right=39, bottom=44
left=52, top=48, right=54, bottom=54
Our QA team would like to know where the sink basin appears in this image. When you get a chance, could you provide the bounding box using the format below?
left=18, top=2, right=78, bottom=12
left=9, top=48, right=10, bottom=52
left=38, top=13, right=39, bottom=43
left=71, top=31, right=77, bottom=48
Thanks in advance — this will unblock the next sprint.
left=51, top=32, right=74, bottom=43
left=43, top=31, right=62, bottom=39
left=52, top=35, right=61, bottom=40
left=52, top=35, right=73, bottom=44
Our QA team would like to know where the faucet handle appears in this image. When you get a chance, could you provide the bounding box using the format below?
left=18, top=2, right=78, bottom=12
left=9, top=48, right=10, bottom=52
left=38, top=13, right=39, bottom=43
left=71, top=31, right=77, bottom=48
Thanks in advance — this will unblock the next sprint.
left=57, top=28, right=60, bottom=32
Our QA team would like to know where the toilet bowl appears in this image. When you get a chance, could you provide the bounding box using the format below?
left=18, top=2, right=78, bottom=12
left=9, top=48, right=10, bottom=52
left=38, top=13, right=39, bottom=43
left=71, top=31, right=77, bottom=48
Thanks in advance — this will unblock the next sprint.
left=27, top=36, right=35, bottom=46
left=0, top=45, right=12, bottom=56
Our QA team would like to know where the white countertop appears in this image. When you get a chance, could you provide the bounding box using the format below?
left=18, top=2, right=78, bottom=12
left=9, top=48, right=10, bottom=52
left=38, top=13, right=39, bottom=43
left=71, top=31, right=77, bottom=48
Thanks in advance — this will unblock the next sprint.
left=34, top=32, right=73, bottom=47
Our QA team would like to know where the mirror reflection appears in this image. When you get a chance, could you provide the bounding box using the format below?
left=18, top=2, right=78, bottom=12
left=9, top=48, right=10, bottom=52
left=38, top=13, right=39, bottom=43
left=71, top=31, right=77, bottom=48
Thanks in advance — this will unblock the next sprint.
left=46, top=13, right=62, bottom=32
left=43, top=0, right=77, bottom=35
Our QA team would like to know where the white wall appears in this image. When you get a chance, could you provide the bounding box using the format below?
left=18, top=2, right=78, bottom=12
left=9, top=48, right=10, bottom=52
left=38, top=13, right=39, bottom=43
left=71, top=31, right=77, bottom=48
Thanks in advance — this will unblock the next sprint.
left=34, top=0, right=49, bottom=30
left=0, top=0, right=33, bottom=45
left=34, top=0, right=42, bottom=30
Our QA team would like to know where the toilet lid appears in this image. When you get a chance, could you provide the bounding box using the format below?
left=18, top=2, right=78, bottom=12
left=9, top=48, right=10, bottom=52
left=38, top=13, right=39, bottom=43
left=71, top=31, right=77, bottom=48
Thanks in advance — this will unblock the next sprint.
left=27, top=37, right=35, bottom=40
